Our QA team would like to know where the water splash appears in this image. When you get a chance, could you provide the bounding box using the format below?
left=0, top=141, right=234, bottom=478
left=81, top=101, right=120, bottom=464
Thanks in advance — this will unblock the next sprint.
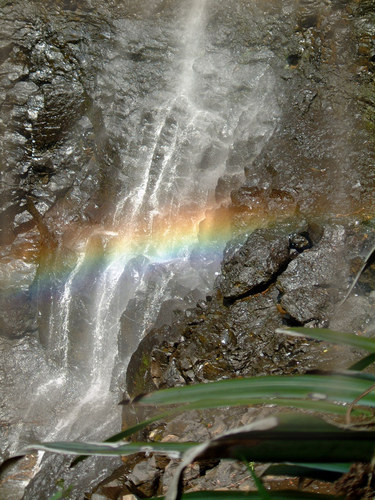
left=3, top=0, right=281, bottom=461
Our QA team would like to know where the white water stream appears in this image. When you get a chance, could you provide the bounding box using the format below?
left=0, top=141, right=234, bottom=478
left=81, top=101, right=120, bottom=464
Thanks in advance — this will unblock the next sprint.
left=1, top=1, right=281, bottom=497
left=55, top=0, right=212, bottom=437
left=25, top=0, right=215, bottom=444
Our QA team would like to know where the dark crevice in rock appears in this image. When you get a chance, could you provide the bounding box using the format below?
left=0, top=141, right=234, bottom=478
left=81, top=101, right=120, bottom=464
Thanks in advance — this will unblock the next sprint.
left=341, top=240, right=375, bottom=301
left=306, top=222, right=324, bottom=246
left=223, top=256, right=292, bottom=307
left=286, top=54, right=301, bottom=66
left=360, top=245, right=375, bottom=274
left=289, top=231, right=313, bottom=253
left=281, top=314, right=304, bottom=327
left=124, top=481, right=150, bottom=499
left=16, top=74, right=30, bottom=83
left=25, top=196, right=56, bottom=250
left=223, top=228, right=316, bottom=307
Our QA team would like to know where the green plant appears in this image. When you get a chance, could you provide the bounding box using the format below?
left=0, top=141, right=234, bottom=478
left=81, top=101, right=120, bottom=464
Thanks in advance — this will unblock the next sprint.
left=49, top=480, right=73, bottom=500
left=27, top=327, right=375, bottom=499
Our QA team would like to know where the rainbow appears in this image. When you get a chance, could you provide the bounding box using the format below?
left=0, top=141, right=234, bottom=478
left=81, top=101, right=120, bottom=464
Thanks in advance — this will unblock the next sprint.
left=3, top=197, right=372, bottom=296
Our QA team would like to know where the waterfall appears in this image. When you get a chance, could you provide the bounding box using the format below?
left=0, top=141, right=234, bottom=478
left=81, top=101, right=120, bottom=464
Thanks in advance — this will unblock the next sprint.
left=1, top=2, right=281, bottom=496
left=29, top=0, right=216, bottom=443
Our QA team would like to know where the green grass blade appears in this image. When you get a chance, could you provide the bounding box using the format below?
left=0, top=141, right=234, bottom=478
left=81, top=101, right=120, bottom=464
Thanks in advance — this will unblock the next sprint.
left=26, top=440, right=195, bottom=457
left=49, top=492, right=64, bottom=500
left=163, top=416, right=352, bottom=500
left=135, top=373, right=375, bottom=408
left=48, top=483, right=73, bottom=499
left=181, top=398, right=370, bottom=416
left=349, top=353, right=375, bottom=371
left=70, top=397, right=359, bottom=468
left=246, top=462, right=272, bottom=500
left=72, top=373, right=375, bottom=467
left=70, top=409, right=177, bottom=466
left=297, top=463, right=351, bottom=474
left=71, top=398, right=370, bottom=468
left=30, top=414, right=375, bottom=464
left=195, top=414, right=375, bottom=463
left=105, top=413, right=171, bottom=442
left=276, top=327, right=375, bottom=353
left=263, top=464, right=346, bottom=482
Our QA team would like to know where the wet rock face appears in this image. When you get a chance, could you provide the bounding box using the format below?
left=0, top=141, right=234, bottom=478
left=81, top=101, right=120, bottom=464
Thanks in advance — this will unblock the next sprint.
left=0, top=0, right=146, bottom=361
left=123, top=0, right=375, bottom=419
left=0, top=1, right=125, bottom=480
left=0, top=1, right=113, bottom=330
left=218, top=225, right=293, bottom=302
left=126, top=218, right=375, bottom=398
left=1, top=0, right=375, bottom=497
left=232, top=0, right=375, bottom=219
left=122, top=215, right=375, bottom=495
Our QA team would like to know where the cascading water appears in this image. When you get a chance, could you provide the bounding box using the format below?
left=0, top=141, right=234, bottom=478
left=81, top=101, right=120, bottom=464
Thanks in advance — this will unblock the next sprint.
left=0, top=0, right=281, bottom=497
left=45, top=0, right=217, bottom=440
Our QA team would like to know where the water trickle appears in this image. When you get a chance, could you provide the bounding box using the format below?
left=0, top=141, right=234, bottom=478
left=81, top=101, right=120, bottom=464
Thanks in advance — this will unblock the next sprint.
left=48, top=252, right=86, bottom=368
left=1, top=1, right=281, bottom=496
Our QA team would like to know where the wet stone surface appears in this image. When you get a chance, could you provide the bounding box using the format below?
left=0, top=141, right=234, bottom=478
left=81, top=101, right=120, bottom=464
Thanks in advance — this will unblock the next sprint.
left=1, top=0, right=375, bottom=498
left=126, top=217, right=375, bottom=399
left=118, top=0, right=374, bottom=496
left=121, top=216, right=375, bottom=499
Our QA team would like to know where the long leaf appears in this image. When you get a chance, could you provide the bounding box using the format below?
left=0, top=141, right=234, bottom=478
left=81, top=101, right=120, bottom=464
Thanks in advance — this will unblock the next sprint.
left=72, top=372, right=375, bottom=467
left=349, top=353, right=375, bottom=371
left=70, top=397, right=369, bottom=468
left=263, top=463, right=345, bottom=482
left=165, top=414, right=364, bottom=500
left=26, top=440, right=195, bottom=457
left=246, top=462, right=272, bottom=500
left=296, top=463, right=351, bottom=474
left=195, top=414, right=375, bottom=463
left=276, top=327, right=375, bottom=353
left=70, top=410, right=176, bottom=467
left=28, top=414, right=375, bottom=463
left=170, top=397, right=370, bottom=416
left=134, top=373, right=375, bottom=408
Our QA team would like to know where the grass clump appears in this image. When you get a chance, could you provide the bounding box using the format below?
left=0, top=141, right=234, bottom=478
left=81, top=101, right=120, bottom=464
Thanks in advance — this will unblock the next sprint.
left=25, top=326, right=375, bottom=499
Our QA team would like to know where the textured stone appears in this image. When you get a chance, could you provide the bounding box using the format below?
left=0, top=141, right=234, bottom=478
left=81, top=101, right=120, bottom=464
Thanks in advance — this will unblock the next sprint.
left=218, top=225, right=291, bottom=300
left=91, top=494, right=111, bottom=500
left=1, top=1, right=375, bottom=499
left=126, top=217, right=374, bottom=405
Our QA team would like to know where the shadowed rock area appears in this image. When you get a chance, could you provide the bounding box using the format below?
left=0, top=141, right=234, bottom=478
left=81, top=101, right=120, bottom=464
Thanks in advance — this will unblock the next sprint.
left=126, top=218, right=375, bottom=399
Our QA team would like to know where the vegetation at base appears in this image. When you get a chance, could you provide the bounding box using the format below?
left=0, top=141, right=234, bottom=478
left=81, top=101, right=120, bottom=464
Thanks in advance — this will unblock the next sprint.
left=49, top=480, right=73, bottom=500
left=30, top=326, right=375, bottom=499
left=276, top=326, right=375, bottom=352
left=130, top=372, right=375, bottom=409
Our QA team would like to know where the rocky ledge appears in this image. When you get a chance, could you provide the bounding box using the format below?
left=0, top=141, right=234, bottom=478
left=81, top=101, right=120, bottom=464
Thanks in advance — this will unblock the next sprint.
left=104, top=216, right=375, bottom=500
left=126, top=217, right=375, bottom=400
